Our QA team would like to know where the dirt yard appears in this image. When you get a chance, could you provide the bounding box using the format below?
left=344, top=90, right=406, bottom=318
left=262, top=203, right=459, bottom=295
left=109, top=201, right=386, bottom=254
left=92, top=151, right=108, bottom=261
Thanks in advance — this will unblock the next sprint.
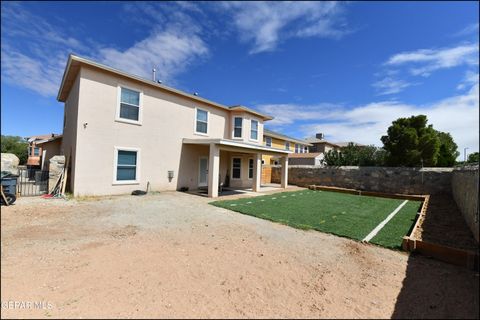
left=1, top=191, right=478, bottom=318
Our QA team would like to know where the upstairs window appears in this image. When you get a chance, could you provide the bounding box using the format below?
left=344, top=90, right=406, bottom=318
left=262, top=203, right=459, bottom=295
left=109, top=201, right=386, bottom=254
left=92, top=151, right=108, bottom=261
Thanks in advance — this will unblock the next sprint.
left=195, top=109, right=208, bottom=134
left=250, top=120, right=258, bottom=140
left=119, top=87, right=140, bottom=122
left=33, top=147, right=40, bottom=156
left=265, top=137, right=272, bottom=147
left=234, top=117, right=243, bottom=138
left=303, top=145, right=308, bottom=153
left=285, top=141, right=290, bottom=150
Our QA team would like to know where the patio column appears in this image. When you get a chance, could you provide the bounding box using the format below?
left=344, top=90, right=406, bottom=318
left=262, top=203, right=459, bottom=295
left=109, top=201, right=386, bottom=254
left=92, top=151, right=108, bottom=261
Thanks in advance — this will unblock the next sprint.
left=280, top=156, right=288, bottom=188
left=252, top=153, right=262, bottom=192
left=208, top=143, right=220, bottom=198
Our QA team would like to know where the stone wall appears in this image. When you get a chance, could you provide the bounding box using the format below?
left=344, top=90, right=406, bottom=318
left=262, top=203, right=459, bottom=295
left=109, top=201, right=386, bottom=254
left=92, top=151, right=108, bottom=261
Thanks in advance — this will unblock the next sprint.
left=48, top=155, right=65, bottom=193
left=271, top=165, right=453, bottom=195
left=1, top=153, right=20, bottom=175
left=451, top=165, right=479, bottom=242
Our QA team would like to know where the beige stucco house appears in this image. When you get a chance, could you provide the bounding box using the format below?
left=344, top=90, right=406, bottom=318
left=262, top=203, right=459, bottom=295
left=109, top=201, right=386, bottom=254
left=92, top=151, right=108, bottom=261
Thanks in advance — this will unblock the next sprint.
left=57, top=55, right=290, bottom=197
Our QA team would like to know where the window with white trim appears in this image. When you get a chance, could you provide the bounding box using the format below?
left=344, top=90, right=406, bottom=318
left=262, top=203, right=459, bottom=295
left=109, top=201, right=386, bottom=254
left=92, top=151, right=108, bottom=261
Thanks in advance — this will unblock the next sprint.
left=285, top=141, right=290, bottom=151
left=33, top=147, right=40, bottom=156
left=248, top=158, right=254, bottom=179
left=250, top=120, right=258, bottom=140
left=303, top=145, right=308, bottom=153
left=119, top=87, right=140, bottom=121
left=295, top=144, right=299, bottom=153
left=265, top=137, right=272, bottom=147
left=196, top=109, right=208, bottom=134
left=234, top=117, right=243, bottom=138
left=232, top=158, right=241, bottom=179
left=116, top=150, right=138, bottom=181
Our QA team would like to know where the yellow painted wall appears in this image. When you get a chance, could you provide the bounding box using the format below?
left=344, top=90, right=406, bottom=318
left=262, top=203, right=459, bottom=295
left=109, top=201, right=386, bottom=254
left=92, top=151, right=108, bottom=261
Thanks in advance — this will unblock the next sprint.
left=262, top=136, right=293, bottom=164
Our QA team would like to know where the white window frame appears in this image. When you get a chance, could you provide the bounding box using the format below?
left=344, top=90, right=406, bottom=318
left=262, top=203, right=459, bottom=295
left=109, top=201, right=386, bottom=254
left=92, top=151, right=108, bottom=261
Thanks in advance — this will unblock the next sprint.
left=115, top=85, right=143, bottom=125
left=233, top=116, right=243, bottom=139
left=248, top=158, right=254, bottom=180
left=265, top=137, right=272, bottom=147
left=304, top=145, right=308, bottom=153
left=250, top=120, right=259, bottom=142
left=231, top=157, right=242, bottom=180
left=113, top=146, right=141, bottom=185
left=285, top=141, right=290, bottom=151
left=194, top=107, right=209, bottom=136
left=295, top=144, right=299, bottom=153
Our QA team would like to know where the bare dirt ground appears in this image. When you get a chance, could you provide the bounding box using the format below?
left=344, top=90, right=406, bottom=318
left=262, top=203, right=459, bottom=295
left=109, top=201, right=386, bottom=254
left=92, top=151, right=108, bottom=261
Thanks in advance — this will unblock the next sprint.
left=1, top=191, right=478, bottom=319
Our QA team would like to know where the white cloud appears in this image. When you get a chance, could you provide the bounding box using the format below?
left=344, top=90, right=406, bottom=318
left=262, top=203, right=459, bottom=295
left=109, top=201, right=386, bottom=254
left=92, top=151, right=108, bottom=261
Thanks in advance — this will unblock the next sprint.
left=259, top=81, right=479, bottom=158
left=1, top=2, right=209, bottom=96
left=452, top=23, right=479, bottom=37
left=385, top=43, right=479, bottom=77
left=221, top=1, right=349, bottom=54
left=372, top=77, right=413, bottom=95
left=99, top=29, right=208, bottom=83
left=457, top=70, right=479, bottom=90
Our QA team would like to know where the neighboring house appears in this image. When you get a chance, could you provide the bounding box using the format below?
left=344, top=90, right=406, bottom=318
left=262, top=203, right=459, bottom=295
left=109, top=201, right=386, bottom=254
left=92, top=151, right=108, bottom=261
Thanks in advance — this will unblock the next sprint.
left=26, top=134, right=61, bottom=168
left=288, top=152, right=323, bottom=165
left=36, top=135, right=63, bottom=171
left=261, top=129, right=312, bottom=184
left=57, top=55, right=291, bottom=198
left=262, top=129, right=311, bottom=165
left=304, top=133, right=341, bottom=153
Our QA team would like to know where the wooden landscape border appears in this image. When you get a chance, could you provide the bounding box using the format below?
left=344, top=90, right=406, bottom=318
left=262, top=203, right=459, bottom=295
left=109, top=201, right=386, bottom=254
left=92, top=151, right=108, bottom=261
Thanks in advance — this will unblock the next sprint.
left=308, top=185, right=479, bottom=270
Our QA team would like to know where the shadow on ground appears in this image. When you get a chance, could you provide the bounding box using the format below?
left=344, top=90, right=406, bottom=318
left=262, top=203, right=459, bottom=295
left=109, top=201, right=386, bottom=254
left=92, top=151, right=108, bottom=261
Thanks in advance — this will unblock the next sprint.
left=393, top=194, right=479, bottom=318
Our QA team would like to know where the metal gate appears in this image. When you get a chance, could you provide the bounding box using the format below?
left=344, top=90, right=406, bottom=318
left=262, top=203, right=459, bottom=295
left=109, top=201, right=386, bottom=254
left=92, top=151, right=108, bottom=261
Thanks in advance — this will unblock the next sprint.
left=17, top=167, right=49, bottom=196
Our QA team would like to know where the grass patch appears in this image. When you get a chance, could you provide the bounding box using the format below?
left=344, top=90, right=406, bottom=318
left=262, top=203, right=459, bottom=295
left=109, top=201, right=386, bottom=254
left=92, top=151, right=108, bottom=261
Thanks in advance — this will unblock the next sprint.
left=369, top=200, right=421, bottom=249
left=210, top=189, right=421, bottom=247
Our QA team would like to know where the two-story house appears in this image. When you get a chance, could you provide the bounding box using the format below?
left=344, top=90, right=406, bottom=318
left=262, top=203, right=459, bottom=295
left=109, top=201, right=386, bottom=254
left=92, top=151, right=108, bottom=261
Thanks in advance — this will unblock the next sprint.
left=57, top=55, right=291, bottom=198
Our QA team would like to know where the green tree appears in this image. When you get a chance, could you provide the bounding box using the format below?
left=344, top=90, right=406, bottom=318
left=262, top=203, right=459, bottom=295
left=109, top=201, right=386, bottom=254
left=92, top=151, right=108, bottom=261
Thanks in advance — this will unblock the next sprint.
left=1, top=135, right=28, bottom=164
left=467, top=152, right=479, bottom=163
left=323, top=143, right=386, bottom=166
left=436, top=131, right=459, bottom=167
left=381, top=115, right=440, bottom=167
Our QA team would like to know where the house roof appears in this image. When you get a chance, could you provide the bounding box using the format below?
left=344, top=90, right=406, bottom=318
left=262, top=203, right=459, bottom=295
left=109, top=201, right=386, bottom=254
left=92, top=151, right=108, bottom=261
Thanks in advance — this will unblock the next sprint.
left=288, top=152, right=323, bottom=159
left=304, top=137, right=340, bottom=147
left=264, top=129, right=313, bottom=146
left=25, top=134, right=61, bottom=143
left=57, top=54, right=273, bottom=121
left=182, top=138, right=292, bottom=155
left=36, top=135, right=63, bottom=145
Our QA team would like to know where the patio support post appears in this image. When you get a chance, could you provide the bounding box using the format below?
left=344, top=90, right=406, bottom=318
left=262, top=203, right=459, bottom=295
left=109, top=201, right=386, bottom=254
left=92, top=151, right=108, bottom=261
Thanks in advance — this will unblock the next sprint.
left=280, top=156, right=288, bottom=188
left=208, top=143, right=220, bottom=198
left=252, top=153, right=262, bottom=192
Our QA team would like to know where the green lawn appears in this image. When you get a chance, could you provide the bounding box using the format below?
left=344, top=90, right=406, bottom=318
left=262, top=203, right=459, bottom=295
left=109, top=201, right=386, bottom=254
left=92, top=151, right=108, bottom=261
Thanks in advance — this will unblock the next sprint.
left=210, top=189, right=421, bottom=249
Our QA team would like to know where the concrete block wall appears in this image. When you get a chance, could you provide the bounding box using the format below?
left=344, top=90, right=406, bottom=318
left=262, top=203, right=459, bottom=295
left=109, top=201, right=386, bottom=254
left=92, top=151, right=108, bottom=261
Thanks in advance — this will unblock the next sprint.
left=272, top=165, right=453, bottom=195
left=451, top=165, right=479, bottom=243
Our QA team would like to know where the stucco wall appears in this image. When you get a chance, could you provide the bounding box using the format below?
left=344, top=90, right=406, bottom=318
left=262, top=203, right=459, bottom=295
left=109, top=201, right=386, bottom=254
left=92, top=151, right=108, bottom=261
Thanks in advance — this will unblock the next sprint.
left=271, top=165, right=453, bottom=195
left=451, top=165, right=479, bottom=242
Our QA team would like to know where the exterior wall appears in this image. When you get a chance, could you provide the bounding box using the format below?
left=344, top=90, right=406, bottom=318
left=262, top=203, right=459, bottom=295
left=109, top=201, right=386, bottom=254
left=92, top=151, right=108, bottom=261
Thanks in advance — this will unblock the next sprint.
left=228, top=152, right=256, bottom=188
left=70, top=66, right=233, bottom=196
left=271, top=166, right=453, bottom=195
left=262, top=136, right=292, bottom=164
left=451, top=165, right=479, bottom=242
left=61, top=72, right=81, bottom=192
left=41, top=139, right=62, bottom=171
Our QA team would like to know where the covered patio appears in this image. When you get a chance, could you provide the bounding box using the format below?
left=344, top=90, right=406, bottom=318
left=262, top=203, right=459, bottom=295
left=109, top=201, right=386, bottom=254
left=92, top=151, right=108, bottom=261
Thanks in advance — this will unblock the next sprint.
left=182, top=138, right=291, bottom=198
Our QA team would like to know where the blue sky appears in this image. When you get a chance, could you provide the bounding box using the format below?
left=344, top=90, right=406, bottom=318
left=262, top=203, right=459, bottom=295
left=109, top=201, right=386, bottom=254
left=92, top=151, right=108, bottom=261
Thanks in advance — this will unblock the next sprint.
left=1, top=1, right=479, bottom=157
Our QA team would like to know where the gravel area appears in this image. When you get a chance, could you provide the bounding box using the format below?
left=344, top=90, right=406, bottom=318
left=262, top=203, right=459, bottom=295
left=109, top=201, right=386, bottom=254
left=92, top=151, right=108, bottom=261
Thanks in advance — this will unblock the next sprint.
left=1, top=191, right=478, bottom=318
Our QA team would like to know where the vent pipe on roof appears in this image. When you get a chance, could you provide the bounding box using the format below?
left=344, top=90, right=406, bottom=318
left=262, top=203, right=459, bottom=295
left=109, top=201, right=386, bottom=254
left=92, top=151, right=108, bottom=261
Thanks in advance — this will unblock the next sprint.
left=316, top=133, right=324, bottom=140
left=152, top=68, right=156, bottom=82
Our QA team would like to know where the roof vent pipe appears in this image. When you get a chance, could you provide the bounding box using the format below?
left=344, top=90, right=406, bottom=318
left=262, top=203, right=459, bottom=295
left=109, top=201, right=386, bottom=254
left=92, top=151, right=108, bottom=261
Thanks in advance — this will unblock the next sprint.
left=152, top=68, right=156, bottom=82
left=316, top=133, right=324, bottom=140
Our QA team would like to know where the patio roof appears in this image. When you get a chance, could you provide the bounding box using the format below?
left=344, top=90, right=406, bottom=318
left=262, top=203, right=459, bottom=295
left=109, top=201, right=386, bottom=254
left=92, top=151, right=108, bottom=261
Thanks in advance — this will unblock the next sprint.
left=182, top=138, right=292, bottom=155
